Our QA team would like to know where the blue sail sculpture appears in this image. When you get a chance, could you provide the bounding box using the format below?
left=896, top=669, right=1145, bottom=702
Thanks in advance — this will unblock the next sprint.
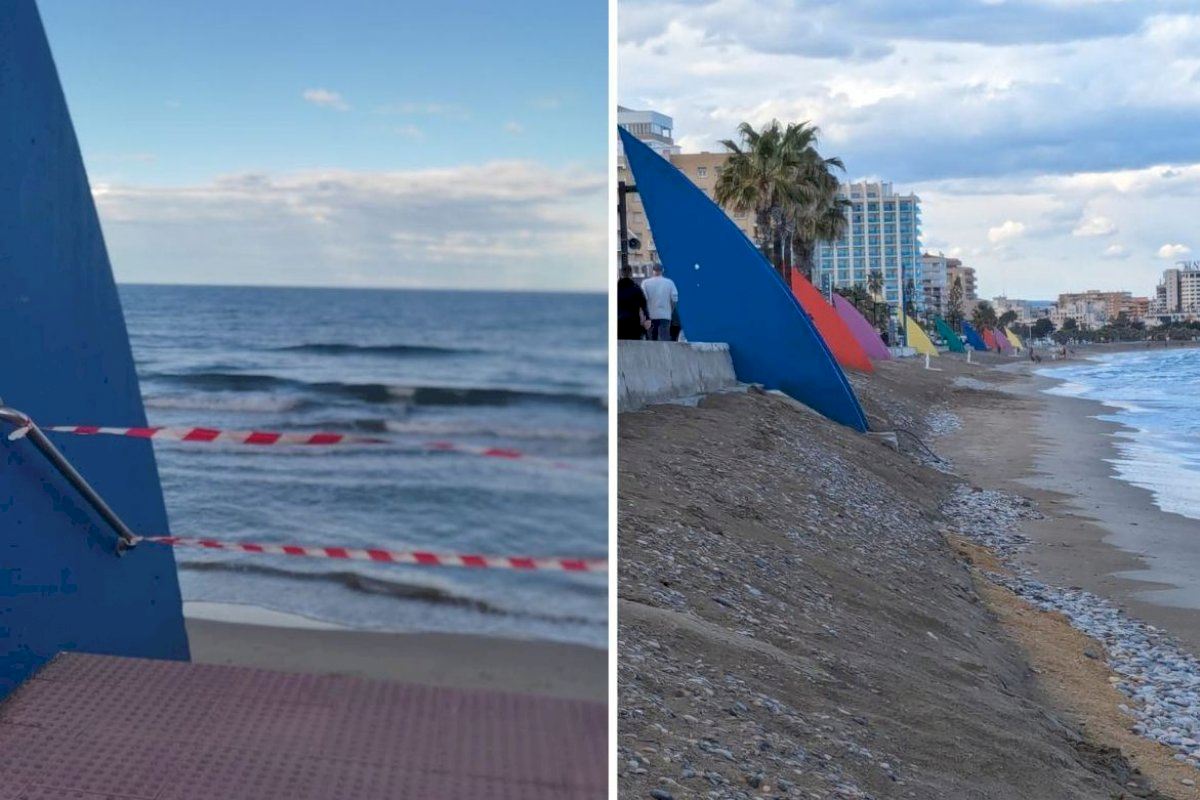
left=619, top=128, right=868, bottom=431
left=961, top=321, right=989, bottom=351
left=0, top=0, right=190, bottom=698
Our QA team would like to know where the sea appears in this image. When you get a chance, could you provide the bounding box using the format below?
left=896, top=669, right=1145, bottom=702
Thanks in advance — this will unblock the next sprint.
left=1041, top=347, right=1200, bottom=523
left=119, top=284, right=608, bottom=648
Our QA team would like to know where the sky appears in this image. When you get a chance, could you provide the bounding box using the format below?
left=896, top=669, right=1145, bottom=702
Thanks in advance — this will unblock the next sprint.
left=619, top=0, right=1200, bottom=300
left=38, top=0, right=607, bottom=291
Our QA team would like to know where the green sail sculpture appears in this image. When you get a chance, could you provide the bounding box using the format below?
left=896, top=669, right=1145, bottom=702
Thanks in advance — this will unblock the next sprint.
left=935, top=318, right=967, bottom=353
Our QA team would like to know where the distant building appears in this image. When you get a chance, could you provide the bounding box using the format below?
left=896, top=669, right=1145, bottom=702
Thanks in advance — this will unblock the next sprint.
left=933, top=259, right=979, bottom=320
left=920, top=253, right=949, bottom=317
left=617, top=106, right=680, bottom=158
left=617, top=108, right=756, bottom=277
left=1052, top=298, right=1109, bottom=330
left=1056, top=290, right=1145, bottom=324
left=946, top=260, right=976, bottom=304
left=670, top=152, right=754, bottom=244
left=813, top=181, right=923, bottom=315
left=1129, top=296, right=1151, bottom=320
left=1153, top=263, right=1200, bottom=316
left=616, top=108, right=772, bottom=277
left=992, top=296, right=1050, bottom=324
left=616, top=106, right=680, bottom=277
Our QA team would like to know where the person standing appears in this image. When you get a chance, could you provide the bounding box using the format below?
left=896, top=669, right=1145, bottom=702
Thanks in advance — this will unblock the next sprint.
left=641, top=264, right=678, bottom=342
left=616, top=265, right=649, bottom=340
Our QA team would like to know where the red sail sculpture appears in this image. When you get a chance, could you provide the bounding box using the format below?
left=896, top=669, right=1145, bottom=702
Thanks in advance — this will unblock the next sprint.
left=789, top=274, right=874, bottom=373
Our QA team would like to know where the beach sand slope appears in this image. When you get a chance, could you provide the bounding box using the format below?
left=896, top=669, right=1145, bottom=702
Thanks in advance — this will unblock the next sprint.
left=618, top=356, right=1171, bottom=798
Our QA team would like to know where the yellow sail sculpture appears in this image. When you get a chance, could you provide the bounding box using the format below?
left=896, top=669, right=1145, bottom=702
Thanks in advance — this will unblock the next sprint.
left=1004, top=327, right=1024, bottom=351
left=905, top=315, right=938, bottom=356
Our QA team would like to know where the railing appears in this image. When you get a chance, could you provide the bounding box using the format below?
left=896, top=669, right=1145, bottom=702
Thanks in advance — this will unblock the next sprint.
left=0, top=401, right=136, bottom=554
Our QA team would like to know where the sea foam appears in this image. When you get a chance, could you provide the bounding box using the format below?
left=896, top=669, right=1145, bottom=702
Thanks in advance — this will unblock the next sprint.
left=1040, top=348, right=1200, bottom=522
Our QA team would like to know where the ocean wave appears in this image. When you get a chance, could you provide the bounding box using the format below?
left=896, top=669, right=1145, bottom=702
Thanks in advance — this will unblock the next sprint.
left=177, top=561, right=604, bottom=624
left=144, top=392, right=306, bottom=413
left=275, top=342, right=482, bottom=358
left=379, top=419, right=605, bottom=441
left=146, top=371, right=607, bottom=411
left=397, top=385, right=606, bottom=410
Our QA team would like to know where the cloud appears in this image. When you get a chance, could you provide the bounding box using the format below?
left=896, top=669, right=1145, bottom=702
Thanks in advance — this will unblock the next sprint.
left=620, top=1, right=1200, bottom=298
left=93, top=162, right=606, bottom=292
left=620, top=0, right=1195, bottom=52
left=503, top=121, right=525, bottom=135
left=302, top=88, right=349, bottom=111
left=394, top=124, right=424, bottom=139
left=987, top=220, right=1026, bottom=243
left=1101, top=243, right=1129, bottom=259
left=1072, top=215, right=1117, bottom=237
left=620, top=5, right=1200, bottom=183
left=1158, top=242, right=1192, bottom=259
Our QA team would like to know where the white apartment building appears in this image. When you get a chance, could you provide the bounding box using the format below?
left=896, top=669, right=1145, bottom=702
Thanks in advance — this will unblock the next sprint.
left=920, top=253, right=949, bottom=317
left=992, top=297, right=1049, bottom=324
left=1051, top=298, right=1109, bottom=330
left=814, top=182, right=923, bottom=314
left=617, top=106, right=681, bottom=158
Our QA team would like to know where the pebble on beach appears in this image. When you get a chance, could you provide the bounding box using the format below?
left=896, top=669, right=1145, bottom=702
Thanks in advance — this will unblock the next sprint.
left=943, top=483, right=1200, bottom=772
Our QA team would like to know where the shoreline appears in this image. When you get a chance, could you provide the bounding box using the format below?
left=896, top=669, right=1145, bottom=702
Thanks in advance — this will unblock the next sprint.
left=939, top=344, right=1200, bottom=656
left=184, top=613, right=606, bottom=702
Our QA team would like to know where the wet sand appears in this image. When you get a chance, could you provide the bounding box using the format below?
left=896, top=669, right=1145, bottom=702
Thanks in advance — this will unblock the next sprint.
left=940, top=343, right=1200, bottom=655
left=186, top=615, right=607, bottom=702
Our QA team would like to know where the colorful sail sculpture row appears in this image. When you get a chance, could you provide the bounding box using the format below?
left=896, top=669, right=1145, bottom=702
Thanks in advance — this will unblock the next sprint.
left=789, top=273, right=874, bottom=373
left=905, top=315, right=938, bottom=357
left=1004, top=328, right=1024, bottom=351
left=961, top=321, right=988, bottom=351
left=831, top=293, right=891, bottom=361
left=620, top=127, right=1034, bottom=432
left=619, top=128, right=869, bottom=432
left=934, top=318, right=966, bottom=353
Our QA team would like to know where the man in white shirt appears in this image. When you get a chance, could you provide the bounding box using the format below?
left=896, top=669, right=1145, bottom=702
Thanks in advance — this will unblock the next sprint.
left=641, top=265, right=678, bottom=341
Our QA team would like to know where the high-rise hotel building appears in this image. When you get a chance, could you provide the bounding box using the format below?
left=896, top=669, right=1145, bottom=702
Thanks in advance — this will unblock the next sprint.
left=813, top=182, right=923, bottom=315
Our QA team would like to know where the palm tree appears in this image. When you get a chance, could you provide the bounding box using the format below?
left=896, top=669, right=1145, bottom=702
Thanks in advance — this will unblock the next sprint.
left=904, top=277, right=917, bottom=320
left=867, top=269, right=883, bottom=299
left=972, top=300, right=998, bottom=332
left=946, top=276, right=964, bottom=329
left=786, top=140, right=849, bottom=280
left=714, top=120, right=848, bottom=285
left=866, top=270, right=884, bottom=328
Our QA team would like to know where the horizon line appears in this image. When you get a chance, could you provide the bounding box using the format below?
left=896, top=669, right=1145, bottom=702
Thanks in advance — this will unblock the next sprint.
left=114, top=280, right=605, bottom=296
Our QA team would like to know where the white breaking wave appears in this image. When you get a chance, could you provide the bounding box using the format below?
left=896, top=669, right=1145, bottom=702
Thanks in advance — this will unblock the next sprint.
left=1041, top=349, right=1200, bottom=522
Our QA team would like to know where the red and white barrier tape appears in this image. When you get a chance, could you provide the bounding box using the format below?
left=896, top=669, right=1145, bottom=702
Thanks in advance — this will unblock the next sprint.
left=142, top=536, right=606, bottom=573
left=45, top=425, right=598, bottom=473
left=48, top=425, right=386, bottom=446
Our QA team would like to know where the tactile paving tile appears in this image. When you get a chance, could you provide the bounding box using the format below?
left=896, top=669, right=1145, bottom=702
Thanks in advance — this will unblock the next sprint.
left=0, top=653, right=607, bottom=799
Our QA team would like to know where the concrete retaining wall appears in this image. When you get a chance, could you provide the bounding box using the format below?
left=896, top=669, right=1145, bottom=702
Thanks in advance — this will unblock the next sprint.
left=618, top=341, right=738, bottom=412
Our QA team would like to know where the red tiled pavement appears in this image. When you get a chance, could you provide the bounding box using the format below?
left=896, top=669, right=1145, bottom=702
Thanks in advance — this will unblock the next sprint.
left=0, top=653, right=606, bottom=799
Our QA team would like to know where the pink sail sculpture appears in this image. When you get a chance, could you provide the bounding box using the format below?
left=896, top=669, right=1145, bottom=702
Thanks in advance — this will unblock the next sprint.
left=994, top=328, right=1013, bottom=354
left=831, top=293, right=892, bottom=360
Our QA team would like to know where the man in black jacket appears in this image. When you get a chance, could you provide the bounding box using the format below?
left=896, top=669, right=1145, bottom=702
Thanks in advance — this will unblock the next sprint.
left=617, top=266, right=648, bottom=340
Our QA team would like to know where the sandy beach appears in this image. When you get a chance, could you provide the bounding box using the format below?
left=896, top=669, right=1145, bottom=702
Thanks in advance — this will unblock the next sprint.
left=940, top=343, right=1200, bottom=654
left=617, top=340, right=1200, bottom=798
left=185, top=608, right=607, bottom=702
